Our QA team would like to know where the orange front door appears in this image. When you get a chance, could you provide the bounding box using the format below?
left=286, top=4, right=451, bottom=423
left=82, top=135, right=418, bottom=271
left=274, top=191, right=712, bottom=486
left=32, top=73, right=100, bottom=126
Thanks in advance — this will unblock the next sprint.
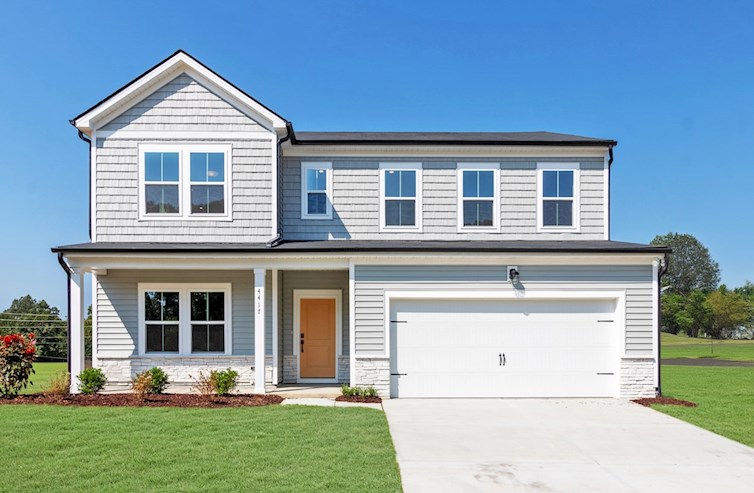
left=300, top=298, right=336, bottom=378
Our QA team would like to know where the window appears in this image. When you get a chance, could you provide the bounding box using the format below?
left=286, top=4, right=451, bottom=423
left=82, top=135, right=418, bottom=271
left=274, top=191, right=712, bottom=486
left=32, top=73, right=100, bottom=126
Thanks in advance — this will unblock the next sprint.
left=458, top=164, right=499, bottom=230
left=190, top=292, right=226, bottom=352
left=537, top=164, right=580, bottom=231
left=139, top=144, right=231, bottom=220
left=380, top=163, right=421, bottom=230
left=144, top=291, right=180, bottom=352
left=301, top=162, right=332, bottom=219
left=139, top=284, right=231, bottom=355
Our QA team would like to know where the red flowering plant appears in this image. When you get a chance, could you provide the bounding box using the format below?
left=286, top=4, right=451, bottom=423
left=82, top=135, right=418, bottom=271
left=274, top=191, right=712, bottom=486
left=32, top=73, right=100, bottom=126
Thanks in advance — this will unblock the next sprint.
left=0, top=333, right=37, bottom=397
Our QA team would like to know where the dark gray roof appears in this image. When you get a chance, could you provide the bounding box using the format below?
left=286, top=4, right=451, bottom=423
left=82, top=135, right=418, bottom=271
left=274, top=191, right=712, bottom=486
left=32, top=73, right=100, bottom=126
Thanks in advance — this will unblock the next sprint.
left=291, top=131, right=617, bottom=147
left=53, top=240, right=668, bottom=254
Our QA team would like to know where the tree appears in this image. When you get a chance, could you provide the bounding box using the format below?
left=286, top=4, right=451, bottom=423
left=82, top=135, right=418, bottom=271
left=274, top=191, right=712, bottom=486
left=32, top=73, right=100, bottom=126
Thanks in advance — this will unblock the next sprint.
left=660, top=292, right=693, bottom=335
left=651, top=233, right=720, bottom=294
left=706, top=288, right=752, bottom=339
left=0, top=295, right=67, bottom=360
left=734, top=281, right=754, bottom=301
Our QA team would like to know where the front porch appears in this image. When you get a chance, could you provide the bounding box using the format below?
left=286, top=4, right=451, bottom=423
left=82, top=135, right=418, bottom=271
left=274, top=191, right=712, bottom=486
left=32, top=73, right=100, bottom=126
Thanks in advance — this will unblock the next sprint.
left=61, top=257, right=355, bottom=394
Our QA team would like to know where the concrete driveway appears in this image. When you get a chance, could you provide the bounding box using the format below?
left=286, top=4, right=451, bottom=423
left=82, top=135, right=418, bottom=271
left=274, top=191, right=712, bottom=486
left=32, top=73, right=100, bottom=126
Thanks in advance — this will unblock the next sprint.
left=383, top=399, right=754, bottom=493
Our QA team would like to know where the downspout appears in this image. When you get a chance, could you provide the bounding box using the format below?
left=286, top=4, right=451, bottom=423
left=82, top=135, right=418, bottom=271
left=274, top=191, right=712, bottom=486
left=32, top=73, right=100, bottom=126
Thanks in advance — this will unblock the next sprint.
left=607, top=145, right=614, bottom=240
left=75, top=129, right=93, bottom=241
left=266, top=122, right=293, bottom=248
left=656, top=251, right=670, bottom=396
left=57, top=252, right=73, bottom=374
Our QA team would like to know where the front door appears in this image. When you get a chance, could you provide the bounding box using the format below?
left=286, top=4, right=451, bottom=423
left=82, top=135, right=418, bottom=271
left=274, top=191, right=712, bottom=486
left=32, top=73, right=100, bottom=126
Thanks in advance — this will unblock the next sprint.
left=300, top=298, right=336, bottom=378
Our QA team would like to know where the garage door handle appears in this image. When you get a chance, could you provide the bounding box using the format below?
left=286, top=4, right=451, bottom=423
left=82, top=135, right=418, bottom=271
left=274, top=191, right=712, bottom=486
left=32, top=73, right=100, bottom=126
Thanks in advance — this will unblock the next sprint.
left=391, top=373, right=407, bottom=376
left=500, top=353, right=506, bottom=366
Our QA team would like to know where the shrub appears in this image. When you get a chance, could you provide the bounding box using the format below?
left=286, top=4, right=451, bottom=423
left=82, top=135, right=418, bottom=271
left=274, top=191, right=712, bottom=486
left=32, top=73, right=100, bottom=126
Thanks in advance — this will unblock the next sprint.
left=77, top=368, right=107, bottom=395
left=362, top=386, right=378, bottom=398
left=211, top=368, right=239, bottom=395
left=341, top=385, right=379, bottom=398
left=191, top=371, right=215, bottom=396
left=0, top=333, right=37, bottom=398
left=44, top=371, right=70, bottom=396
left=132, top=367, right=169, bottom=396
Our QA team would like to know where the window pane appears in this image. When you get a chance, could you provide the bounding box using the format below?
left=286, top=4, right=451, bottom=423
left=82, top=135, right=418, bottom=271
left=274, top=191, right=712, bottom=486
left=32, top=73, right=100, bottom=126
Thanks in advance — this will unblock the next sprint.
left=478, top=171, right=494, bottom=198
left=145, top=153, right=163, bottom=182
left=191, top=292, right=207, bottom=321
left=400, top=170, right=416, bottom=197
left=145, top=185, right=179, bottom=214
left=207, top=153, right=224, bottom=182
left=192, top=324, right=208, bottom=352
left=543, top=171, right=558, bottom=197
left=144, top=292, right=162, bottom=321
left=162, top=153, right=179, bottom=181
left=208, top=325, right=225, bottom=352
left=462, top=171, right=478, bottom=198
left=557, top=200, right=573, bottom=226
left=558, top=171, right=573, bottom=198
left=162, top=292, right=179, bottom=321
left=386, top=200, right=415, bottom=226
left=191, top=185, right=225, bottom=214
left=543, top=200, right=573, bottom=226
left=163, top=324, right=179, bottom=352
left=306, top=168, right=327, bottom=192
left=307, top=192, right=327, bottom=215
left=463, top=200, right=493, bottom=227
left=146, top=325, right=162, bottom=352
left=190, top=153, right=207, bottom=182
left=385, top=170, right=401, bottom=197
left=208, top=292, right=225, bottom=321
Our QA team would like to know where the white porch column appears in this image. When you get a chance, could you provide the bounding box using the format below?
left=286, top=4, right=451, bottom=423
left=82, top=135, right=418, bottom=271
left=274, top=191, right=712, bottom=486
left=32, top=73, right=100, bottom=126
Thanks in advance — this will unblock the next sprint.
left=69, top=270, right=85, bottom=393
left=254, top=268, right=266, bottom=393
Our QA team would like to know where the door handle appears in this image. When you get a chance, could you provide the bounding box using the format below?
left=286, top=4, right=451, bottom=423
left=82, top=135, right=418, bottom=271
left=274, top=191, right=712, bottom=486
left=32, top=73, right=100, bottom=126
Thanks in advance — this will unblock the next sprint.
left=499, top=353, right=506, bottom=366
left=300, top=333, right=304, bottom=353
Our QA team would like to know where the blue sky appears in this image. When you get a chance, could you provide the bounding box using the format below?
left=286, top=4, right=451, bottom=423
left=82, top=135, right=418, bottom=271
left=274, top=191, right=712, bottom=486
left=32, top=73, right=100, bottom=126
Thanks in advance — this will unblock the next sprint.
left=1, top=1, right=753, bottom=314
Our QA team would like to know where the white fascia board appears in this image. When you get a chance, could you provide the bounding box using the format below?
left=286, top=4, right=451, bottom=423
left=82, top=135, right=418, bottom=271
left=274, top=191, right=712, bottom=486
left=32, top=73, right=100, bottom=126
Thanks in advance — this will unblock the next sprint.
left=75, top=52, right=287, bottom=135
left=64, top=252, right=663, bottom=271
left=281, top=144, right=610, bottom=158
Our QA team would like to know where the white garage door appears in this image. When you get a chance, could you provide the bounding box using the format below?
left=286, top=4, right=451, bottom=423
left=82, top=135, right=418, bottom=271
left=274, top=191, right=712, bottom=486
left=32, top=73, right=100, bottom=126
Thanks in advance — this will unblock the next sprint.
left=389, top=298, right=619, bottom=398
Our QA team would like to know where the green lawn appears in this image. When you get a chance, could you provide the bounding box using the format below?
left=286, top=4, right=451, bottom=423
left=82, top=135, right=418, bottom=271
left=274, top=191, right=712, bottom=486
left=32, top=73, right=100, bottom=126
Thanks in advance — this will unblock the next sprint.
left=22, top=362, right=67, bottom=394
left=654, top=366, right=754, bottom=448
left=0, top=404, right=402, bottom=492
left=661, top=333, right=754, bottom=361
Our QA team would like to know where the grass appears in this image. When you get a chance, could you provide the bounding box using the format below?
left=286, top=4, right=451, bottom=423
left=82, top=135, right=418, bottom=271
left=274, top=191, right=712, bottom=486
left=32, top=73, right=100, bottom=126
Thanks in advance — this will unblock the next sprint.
left=661, top=333, right=754, bottom=361
left=654, top=366, right=754, bottom=448
left=21, top=362, right=67, bottom=394
left=0, top=404, right=402, bottom=492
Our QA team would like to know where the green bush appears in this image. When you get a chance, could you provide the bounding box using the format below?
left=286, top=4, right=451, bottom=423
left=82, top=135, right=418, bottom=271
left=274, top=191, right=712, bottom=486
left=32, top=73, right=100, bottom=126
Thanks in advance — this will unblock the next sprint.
left=77, top=368, right=107, bottom=395
left=132, top=367, right=170, bottom=396
left=362, top=386, right=378, bottom=398
left=210, top=368, right=238, bottom=395
left=341, top=385, right=379, bottom=398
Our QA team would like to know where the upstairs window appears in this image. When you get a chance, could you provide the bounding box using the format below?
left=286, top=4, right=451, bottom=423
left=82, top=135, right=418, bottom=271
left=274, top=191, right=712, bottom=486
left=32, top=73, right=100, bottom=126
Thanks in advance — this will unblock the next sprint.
left=139, top=144, right=231, bottom=221
left=301, top=162, right=332, bottom=219
left=380, top=163, right=421, bottom=230
left=458, top=164, right=499, bottom=230
left=537, top=164, right=580, bottom=231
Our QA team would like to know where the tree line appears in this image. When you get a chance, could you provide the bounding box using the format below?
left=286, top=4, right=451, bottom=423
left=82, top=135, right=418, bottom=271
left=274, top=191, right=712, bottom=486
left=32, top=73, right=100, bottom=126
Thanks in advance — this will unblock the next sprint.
left=652, top=233, right=754, bottom=339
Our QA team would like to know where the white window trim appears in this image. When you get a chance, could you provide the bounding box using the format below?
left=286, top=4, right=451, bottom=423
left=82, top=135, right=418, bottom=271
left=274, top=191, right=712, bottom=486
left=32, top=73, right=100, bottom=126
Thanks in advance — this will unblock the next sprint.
left=300, top=162, right=333, bottom=220
left=292, top=289, right=343, bottom=384
left=379, top=162, right=422, bottom=232
left=138, top=143, right=232, bottom=222
left=137, top=283, right=232, bottom=357
left=457, top=163, right=500, bottom=232
left=536, top=162, right=580, bottom=233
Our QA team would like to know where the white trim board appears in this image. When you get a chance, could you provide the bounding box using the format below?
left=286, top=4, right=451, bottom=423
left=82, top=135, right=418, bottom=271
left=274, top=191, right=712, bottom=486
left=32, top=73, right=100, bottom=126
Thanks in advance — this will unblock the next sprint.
left=293, top=289, right=343, bottom=384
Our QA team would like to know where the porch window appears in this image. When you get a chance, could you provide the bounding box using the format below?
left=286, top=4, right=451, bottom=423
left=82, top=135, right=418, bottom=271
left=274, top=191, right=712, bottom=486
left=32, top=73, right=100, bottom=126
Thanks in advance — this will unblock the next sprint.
left=144, top=291, right=180, bottom=352
left=139, top=283, right=231, bottom=356
left=139, top=144, right=231, bottom=220
left=301, top=162, right=333, bottom=219
left=190, top=291, right=226, bottom=353
left=380, top=163, right=422, bottom=230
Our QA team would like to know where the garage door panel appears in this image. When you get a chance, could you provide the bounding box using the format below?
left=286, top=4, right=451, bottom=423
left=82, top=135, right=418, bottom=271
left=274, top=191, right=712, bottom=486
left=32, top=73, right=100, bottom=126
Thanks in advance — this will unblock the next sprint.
left=390, top=298, right=619, bottom=398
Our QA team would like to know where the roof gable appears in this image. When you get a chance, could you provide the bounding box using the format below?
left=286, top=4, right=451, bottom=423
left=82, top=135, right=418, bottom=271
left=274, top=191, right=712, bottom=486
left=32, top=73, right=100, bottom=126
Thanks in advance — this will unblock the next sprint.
left=72, top=50, right=288, bottom=135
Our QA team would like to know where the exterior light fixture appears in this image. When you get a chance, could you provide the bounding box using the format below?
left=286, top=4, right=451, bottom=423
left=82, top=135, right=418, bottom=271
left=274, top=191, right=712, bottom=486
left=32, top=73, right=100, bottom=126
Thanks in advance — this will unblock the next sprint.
left=508, top=266, right=520, bottom=283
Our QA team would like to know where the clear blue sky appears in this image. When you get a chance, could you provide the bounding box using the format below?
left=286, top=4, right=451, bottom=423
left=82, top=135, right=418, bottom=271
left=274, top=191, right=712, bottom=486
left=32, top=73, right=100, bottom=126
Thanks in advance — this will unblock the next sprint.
left=1, top=1, right=753, bottom=315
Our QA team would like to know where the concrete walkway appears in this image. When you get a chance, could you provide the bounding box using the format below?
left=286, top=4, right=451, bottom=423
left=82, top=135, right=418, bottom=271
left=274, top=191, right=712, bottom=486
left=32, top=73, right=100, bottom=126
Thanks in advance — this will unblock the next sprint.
left=383, top=399, right=754, bottom=493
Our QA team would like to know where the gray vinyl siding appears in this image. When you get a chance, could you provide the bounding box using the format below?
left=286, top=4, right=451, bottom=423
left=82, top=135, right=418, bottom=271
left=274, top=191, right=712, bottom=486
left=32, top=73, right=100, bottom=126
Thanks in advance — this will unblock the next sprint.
left=282, top=157, right=606, bottom=241
left=95, top=269, right=274, bottom=357
left=94, top=74, right=274, bottom=242
left=353, top=264, right=653, bottom=356
left=281, top=270, right=350, bottom=357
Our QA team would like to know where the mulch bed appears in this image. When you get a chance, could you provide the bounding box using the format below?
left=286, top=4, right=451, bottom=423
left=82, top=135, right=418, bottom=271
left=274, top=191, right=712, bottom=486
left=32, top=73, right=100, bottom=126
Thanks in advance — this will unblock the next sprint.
left=335, top=395, right=382, bottom=404
left=632, top=397, right=698, bottom=408
left=1, top=393, right=284, bottom=408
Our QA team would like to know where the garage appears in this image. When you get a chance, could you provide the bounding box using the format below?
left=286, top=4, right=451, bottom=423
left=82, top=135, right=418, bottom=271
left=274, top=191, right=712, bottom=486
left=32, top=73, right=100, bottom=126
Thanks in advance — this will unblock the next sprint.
left=389, top=297, right=620, bottom=398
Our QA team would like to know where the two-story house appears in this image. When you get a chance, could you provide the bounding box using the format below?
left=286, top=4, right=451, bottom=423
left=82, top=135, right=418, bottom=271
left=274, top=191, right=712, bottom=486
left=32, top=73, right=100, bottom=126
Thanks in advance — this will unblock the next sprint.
left=54, top=51, right=669, bottom=398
